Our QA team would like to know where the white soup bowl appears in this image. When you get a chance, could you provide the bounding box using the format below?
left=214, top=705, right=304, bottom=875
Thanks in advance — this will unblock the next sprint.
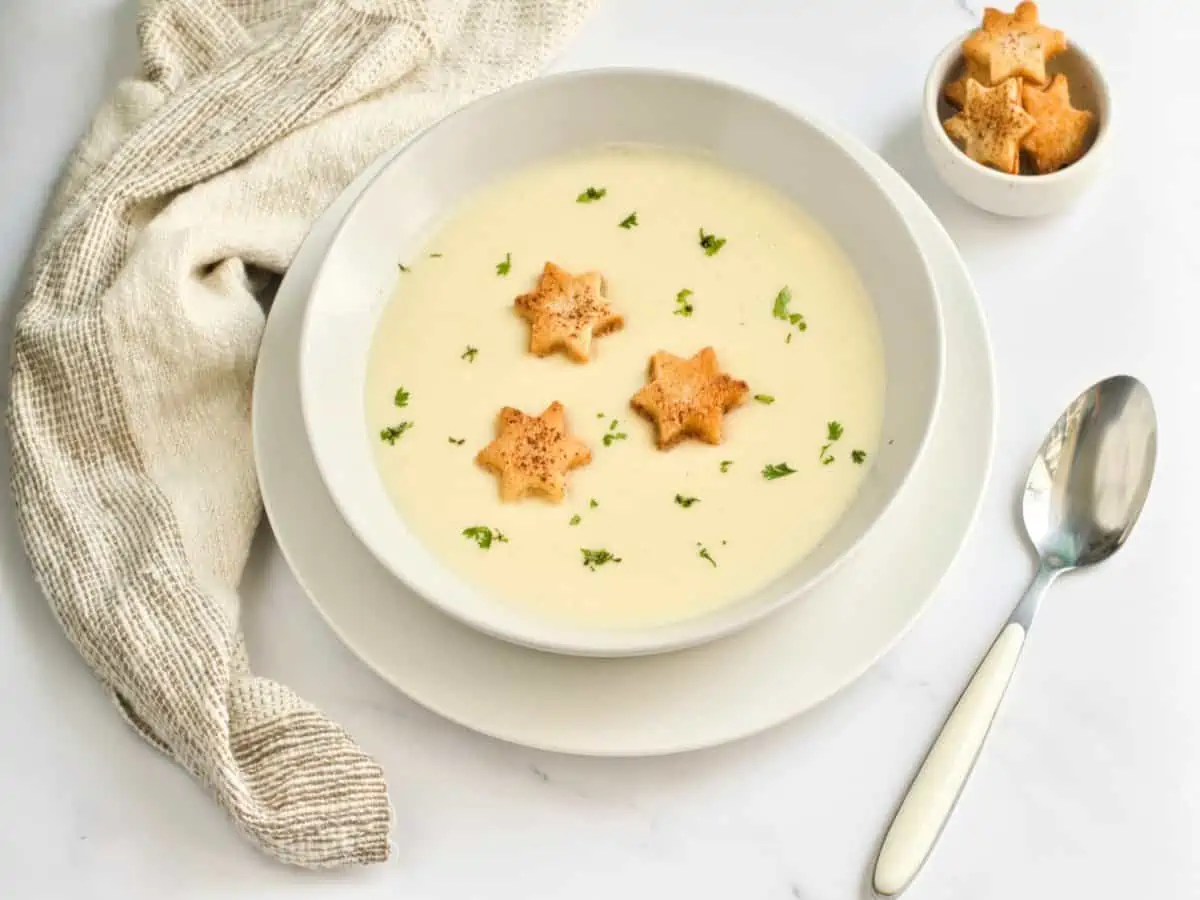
left=299, top=69, right=944, bottom=657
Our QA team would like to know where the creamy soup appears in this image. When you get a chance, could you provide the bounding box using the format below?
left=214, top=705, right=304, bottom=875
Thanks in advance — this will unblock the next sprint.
left=366, top=146, right=885, bottom=630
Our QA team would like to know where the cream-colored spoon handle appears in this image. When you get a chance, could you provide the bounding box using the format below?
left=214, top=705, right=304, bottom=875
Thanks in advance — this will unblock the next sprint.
left=871, top=622, right=1026, bottom=897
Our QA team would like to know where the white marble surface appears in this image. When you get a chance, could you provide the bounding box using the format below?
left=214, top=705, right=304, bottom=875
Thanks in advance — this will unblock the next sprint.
left=1, top=1, right=1198, bottom=897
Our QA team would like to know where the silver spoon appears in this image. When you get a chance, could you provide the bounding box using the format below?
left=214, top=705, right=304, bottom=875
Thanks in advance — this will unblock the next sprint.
left=871, top=374, right=1157, bottom=897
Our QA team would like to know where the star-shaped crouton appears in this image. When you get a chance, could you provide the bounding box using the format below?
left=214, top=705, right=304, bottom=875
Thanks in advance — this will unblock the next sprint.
left=943, top=78, right=1036, bottom=174
left=514, top=262, right=623, bottom=363
left=476, top=402, right=591, bottom=502
left=962, top=2, right=1066, bottom=86
left=944, top=59, right=992, bottom=108
left=630, top=347, right=749, bottom=449
left=1020, top=74, right=1095, bottom=173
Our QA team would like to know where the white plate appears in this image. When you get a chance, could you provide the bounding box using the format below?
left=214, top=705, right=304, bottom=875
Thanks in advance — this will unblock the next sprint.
left=298, top=70, right=945, bottom=657
left=252, top=106, right=994, bottom=756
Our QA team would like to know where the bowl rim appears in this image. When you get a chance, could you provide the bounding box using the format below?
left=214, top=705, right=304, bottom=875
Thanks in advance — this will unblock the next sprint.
left=298, top=66, right=946, bottom=657
left=923, top=30, right=1112, bottom=183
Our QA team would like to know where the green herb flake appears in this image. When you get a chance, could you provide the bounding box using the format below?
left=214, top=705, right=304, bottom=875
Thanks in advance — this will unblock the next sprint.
left=771, top=286, right=792, bottom=319
left=618, top=212, right=638, bottom=229
left=603, top=420, right=627, bottom=447
left=380, top=422, right=413, bottom=445
left=720, top=460, right=733, bottom=473
left=429, top=252, right=443, bottom=258
left=581, top=548, right=621, bottom=571
left=393, top=386, right=411, bottom=408
left=762, top=462, right=797, bottom=480
left=772, top=286, right=808, bottom=333
left=852, top=449, right=867, bottom=465
left=576, top=186, right=607, bottom=203
left=772, top=288, right=806, bottom=330
left=398, top=263, right=410, bottom=273
left=675, top=494, right=700, bottom=508
left=818, top=420, right=844, bottom=463
left=462, top=526, right=508, bottom=550
left=569, top=514, right=582, bottom=526
left=786, top=333, right=793, bottom=344
left=589, top=498, right=599, bottom=509
left=596, top=412, right=606, bottom=419
left=698, top=228, right=727, bottom=256
left=495, top=252, right=512, bottom=276
left=754, top=394, right=775, bottom=405
left=697, top=545, right=718, bottom=567
left=461, top=345, right=479, bottom=363
left=674, top=288, right=695, bottom=317
left=448, top=436, right=465, bottom=446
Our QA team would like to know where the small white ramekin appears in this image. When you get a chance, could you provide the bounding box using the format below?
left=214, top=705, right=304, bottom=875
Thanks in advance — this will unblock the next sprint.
left=922, top=32, right=1111, bottom=217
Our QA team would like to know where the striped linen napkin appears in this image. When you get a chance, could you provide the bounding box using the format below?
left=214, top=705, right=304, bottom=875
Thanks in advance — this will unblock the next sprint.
left=9, top=0, right=592, bottom=867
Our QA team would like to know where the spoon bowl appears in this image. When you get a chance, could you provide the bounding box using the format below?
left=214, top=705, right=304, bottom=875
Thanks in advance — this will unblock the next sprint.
left=1023, top=375, right=1157, bottom=569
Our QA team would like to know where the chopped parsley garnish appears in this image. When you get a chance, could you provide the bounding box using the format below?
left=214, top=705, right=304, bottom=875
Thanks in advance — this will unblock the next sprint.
left=569, top=501, right=595, bottom=527
left=393, top=386, right=410, bottom=408
left=576, top=186, right=607, bottom=203
left=461, top=345, right=478, bottom=363
left=380, top=422, right=412, bottom=445
left=786, top=333, right=793, bottom=344
left=754, top=394, right=775, bottom=405
left=674, top=494, right=700, bottom=508
left=673, top=288, right=695, bottom=317
left=698, top=228, right=727, bottom=256
left=581, top=548, right=621, bottom=570
left=771, top=286, right=791, bottom=318
left=397, top=263, right=409, bottom=273
left=596, top=412, right=605, bottom=419
left=602, top=421, right=627, bottom=446
left=762, top=462, right=797, bottom=480
left=852, top=449, right=867, bottom=464
left=818, top=420, right=845, bottom=465
left=495, top=252, right=512, bottom=276
left=429, top=252, right=443, bottom=258
left=462, top=526, right=508, bottom=550
left=772, top=286, right=808, bottom=332
left=697, top=545, right=717, bottom=567
left=720, top=460, right=733, bottom=473
left=448, top=437, right=465, bottom=445
left=618, top=212, right=638, bottom=229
